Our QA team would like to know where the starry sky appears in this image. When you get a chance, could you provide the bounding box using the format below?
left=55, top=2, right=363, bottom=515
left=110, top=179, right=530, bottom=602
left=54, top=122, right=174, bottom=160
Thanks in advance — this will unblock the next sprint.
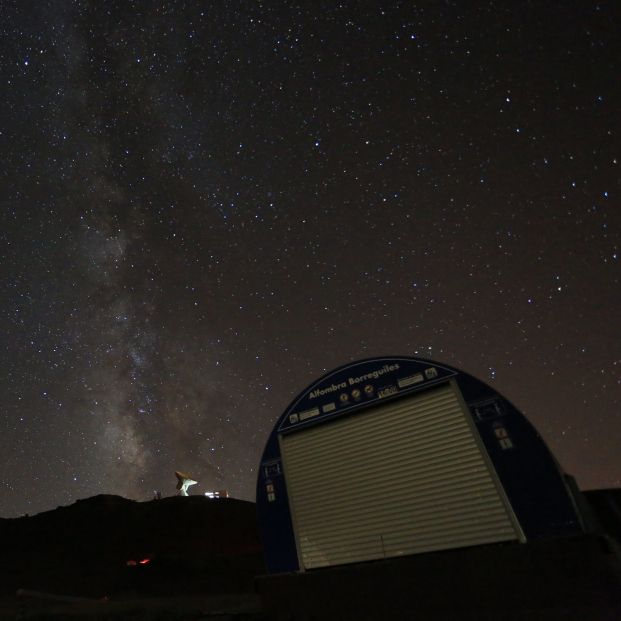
left=1, top=1, right=619, bottom=518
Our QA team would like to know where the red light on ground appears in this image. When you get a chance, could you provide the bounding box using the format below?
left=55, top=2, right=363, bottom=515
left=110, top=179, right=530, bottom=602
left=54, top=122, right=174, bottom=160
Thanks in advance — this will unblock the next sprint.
left=126, top=557, right=151, bottom=566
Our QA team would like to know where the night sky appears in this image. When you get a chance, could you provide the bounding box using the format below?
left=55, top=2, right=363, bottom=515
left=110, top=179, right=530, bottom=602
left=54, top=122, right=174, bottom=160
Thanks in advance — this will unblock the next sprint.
left=1, top=2, right=619, bottom=518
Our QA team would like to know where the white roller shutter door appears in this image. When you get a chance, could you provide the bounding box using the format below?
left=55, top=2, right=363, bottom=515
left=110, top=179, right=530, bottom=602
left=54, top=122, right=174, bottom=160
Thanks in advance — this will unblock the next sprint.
left=280, top=381, right=523, bottom=569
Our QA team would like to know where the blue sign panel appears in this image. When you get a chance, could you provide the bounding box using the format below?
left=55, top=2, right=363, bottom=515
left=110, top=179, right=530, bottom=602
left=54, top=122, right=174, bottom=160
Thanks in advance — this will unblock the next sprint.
left=278, top=358, right=456, bottom=433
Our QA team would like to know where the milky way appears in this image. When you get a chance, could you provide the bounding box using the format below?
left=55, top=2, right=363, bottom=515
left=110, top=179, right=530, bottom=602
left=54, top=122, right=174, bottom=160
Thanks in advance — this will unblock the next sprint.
left=1, top=2, right=619, bottom=517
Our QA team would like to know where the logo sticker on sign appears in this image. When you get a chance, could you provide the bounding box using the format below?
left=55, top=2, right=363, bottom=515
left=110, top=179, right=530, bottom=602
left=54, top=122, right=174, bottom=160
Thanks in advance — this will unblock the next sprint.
left=378, top=385, right=398, bottom=398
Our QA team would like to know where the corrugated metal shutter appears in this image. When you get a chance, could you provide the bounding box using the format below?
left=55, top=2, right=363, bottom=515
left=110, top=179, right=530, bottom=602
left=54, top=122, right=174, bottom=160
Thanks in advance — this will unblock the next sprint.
left=280, top=381, right=523, bottom=569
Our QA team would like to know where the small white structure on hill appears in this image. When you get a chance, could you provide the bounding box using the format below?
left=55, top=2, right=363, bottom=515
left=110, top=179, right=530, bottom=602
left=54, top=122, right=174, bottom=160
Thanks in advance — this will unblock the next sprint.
left=175, top=471, right=197, bottom=496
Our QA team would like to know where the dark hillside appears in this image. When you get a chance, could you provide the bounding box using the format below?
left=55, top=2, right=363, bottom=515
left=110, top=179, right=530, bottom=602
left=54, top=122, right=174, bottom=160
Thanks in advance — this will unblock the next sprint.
left=0, top=495, right=263, bottom=599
